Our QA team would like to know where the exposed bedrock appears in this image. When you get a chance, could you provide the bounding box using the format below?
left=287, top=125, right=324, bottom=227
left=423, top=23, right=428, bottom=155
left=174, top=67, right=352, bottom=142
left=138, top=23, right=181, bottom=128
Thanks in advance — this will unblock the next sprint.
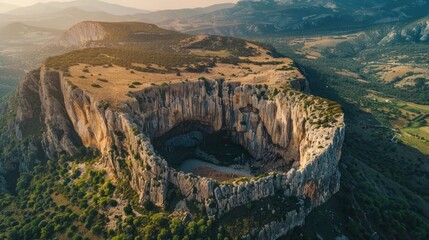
left=14, top=68, right=345, bottom=239
left=131, top=80, right=304, bottom=169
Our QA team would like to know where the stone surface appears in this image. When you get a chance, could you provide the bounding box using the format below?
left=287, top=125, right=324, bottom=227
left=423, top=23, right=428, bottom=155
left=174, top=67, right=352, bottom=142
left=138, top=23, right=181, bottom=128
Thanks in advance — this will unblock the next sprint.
left=47, top=21, right=106, bottom=48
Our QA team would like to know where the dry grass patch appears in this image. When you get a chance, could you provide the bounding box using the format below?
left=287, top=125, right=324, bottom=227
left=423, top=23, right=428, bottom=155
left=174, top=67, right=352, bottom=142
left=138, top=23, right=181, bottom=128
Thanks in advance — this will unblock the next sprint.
left=67, top=51, right=303, bottom=109
left=369, top=64, right=429, bottom=87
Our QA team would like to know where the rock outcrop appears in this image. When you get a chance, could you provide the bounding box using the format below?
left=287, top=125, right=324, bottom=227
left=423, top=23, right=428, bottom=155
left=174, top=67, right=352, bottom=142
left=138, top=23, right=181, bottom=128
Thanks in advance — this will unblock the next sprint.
left=380, top=17, right=429, bottom=44
left=13, top=65, right=345, bottom=239
left=47, top=21, right=106, bottom=48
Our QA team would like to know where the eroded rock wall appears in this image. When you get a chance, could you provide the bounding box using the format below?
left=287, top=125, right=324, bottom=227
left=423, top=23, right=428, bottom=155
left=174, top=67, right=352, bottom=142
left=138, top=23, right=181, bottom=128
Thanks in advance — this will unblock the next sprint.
left=128, top=79, right=307, bottom=163
left=48, top=22, right=106, bottom=48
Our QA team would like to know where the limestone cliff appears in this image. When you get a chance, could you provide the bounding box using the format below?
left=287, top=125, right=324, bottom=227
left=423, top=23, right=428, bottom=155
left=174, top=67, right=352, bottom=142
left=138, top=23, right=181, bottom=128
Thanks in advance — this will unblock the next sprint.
left=380, top=16, right=429, bottom=44
left=47, top=22, right=106, bottom=49
left=13, top=64, right=344, bottom=239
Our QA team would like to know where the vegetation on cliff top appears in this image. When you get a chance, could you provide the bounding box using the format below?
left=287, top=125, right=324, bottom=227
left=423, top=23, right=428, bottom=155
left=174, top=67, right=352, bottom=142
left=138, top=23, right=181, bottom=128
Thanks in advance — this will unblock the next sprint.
left=45, top=48, right=212, bottom=72
left=96, top=22, right=187, bottom=42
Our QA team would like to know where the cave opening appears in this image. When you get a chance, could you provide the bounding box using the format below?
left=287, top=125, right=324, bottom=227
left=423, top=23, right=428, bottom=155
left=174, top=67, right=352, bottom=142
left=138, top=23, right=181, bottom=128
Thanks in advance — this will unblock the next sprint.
left=153, top=121, right=264, bottom=181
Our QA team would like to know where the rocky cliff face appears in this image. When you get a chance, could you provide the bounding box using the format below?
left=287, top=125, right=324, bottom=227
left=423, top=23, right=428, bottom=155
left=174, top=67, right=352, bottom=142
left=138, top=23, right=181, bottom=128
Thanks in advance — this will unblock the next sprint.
left=14, top=66, right=344, bottom=239
left=16, top=67, right=83, bottom=159
left=380, top=17, right=429, bottom=44
left=131, top=80, right=304, bottom=162
left=47, top=21, right=106, bottom=48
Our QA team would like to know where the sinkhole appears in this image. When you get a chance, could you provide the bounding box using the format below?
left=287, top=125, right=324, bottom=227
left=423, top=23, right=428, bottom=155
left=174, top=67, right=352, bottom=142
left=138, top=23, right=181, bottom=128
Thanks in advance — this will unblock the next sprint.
left=153, top=121, right=264, bottom=181
left=152, top=121, right=292, bottom=181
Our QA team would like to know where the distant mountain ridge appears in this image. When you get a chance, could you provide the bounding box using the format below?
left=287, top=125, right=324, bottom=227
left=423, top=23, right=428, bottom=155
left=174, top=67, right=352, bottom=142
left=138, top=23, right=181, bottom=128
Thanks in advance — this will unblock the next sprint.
left=136, top=3, right=235, bottom=23
left=0, top=2, right=236, bottom=30
left=0, top=22, right=61, bottom=43
left=161, top=0, right=429, bottom=36
left=5, top=0, right=149, bottom=16
left=0, top=7, right=128, bottom=29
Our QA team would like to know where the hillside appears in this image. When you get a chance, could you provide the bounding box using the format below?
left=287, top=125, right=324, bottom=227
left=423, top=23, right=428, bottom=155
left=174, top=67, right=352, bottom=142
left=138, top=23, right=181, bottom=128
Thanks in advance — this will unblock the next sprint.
left=48, top=21, right=186, bottom=48
left=136, top=3, right=235, bottom=23
left=0, top=22, right=61, bottom=44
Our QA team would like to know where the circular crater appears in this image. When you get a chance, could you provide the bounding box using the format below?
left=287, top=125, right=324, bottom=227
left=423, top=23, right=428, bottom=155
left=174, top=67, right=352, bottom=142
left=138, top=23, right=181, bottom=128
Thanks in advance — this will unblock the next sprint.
left=153, top=121, right=264, bottom=182
left=110, top=77, right=343, bottom=220
left=129, top=79, right=328, bottom=183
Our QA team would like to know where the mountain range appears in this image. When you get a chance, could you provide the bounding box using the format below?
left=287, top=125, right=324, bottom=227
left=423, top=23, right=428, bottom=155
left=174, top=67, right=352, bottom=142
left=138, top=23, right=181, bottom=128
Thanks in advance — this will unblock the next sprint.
left=2, top=0, right=429, bottom=35
left=0, top=1, right=235, bottom=30
left=0, top=0, right=428, bottom=62
left=0, top=7, right=127, bottom=29
left=0, top=22, right=60, bottom=44
left=162, top=0, right=429, bottom=36
left=4, top=0, right=149, bottom=16
left=136, top=3, right=235, bottom=23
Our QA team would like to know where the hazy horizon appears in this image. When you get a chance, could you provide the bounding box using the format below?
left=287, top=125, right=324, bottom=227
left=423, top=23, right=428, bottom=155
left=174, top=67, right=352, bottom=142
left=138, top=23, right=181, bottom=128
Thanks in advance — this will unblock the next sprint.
left=0, top=0, right=239, bottom=11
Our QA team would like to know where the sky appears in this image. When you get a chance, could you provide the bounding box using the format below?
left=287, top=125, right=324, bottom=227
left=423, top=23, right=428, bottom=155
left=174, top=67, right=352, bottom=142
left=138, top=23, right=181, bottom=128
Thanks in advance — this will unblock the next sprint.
left=1, top=0, right=240, bottom=10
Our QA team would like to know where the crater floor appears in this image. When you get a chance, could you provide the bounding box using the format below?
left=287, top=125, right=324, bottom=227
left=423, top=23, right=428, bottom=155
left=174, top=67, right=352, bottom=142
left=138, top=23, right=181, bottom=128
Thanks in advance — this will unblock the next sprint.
left=153, top=124, right=256, bottom=181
